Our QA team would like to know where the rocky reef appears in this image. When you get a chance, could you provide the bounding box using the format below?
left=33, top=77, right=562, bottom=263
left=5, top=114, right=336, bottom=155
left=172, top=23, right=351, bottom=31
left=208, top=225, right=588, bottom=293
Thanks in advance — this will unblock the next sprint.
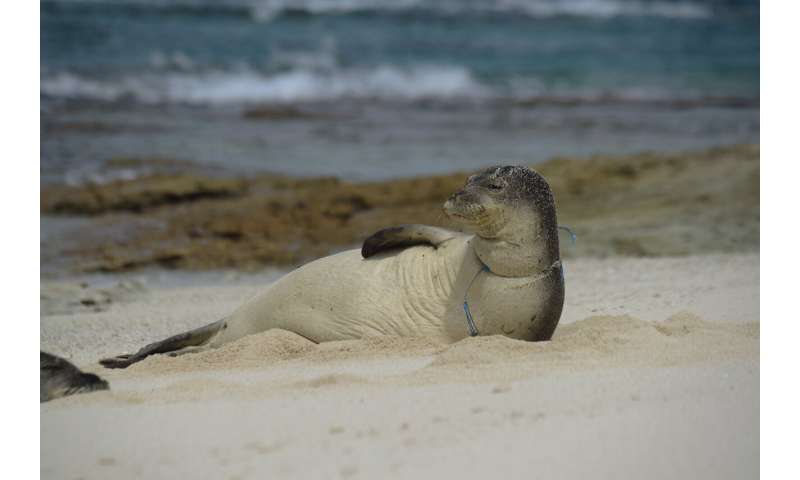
left=40, top=145, right=759, bottom=273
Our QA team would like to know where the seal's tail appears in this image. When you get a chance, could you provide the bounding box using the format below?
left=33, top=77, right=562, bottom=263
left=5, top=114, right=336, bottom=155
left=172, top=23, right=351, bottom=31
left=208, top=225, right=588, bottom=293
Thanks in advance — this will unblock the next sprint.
left=99, top=319, right=225, bottom=369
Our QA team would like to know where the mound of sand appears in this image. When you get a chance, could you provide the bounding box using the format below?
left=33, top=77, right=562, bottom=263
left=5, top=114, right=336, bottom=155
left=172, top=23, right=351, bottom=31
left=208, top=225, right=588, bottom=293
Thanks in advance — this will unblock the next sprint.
left=115, top=312, right=757, bottom=389
left=128, top=329, right=316, bottom=375
left=431, top=312, right=758, bottom=370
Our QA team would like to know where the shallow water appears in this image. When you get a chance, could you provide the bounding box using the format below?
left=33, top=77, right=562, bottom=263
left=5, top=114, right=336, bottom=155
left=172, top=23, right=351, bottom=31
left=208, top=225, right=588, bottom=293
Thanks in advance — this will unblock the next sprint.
left=41, top=99, right=759, bottom=184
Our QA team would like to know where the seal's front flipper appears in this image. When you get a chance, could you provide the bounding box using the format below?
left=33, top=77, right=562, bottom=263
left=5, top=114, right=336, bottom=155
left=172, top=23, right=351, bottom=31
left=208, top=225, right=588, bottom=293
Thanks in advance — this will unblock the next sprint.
left=41, top=351, right=109, bottom=402
left=361, top=225, right=457, bottom=258
left=99, top=319, right=224, bottom=369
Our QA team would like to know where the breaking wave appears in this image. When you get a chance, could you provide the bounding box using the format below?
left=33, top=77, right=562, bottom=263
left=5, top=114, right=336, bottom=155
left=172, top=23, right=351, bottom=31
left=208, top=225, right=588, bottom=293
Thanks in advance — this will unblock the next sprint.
left=44, top=0, right=716, bottom=21
left=40, top=65, right=489, bottom=104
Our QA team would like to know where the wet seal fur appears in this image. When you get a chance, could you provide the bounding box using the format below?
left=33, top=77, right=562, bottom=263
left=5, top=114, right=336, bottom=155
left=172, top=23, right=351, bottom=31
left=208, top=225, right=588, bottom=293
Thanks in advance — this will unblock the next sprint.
left=41, top=352, right=109, bottom=402
left=101, top=166, right=564, bottom=369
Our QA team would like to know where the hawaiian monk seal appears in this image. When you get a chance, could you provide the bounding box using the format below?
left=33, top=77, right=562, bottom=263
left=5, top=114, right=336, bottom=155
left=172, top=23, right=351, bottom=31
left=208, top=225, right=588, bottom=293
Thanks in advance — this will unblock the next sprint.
left=100, top=165, right=564, bottom=368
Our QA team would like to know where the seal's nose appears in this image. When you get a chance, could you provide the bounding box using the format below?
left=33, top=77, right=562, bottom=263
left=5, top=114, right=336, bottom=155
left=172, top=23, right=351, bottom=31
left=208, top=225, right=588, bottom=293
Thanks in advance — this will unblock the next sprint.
left=444, top=190, right=463, bottom=210
left=443, top=190, right=462, bottom=213
left=447, top=189, right=465, bottom=202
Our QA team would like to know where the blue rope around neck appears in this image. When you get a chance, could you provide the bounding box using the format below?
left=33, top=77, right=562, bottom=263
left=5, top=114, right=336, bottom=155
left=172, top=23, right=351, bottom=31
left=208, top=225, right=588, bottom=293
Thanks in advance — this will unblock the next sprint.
left=463, top=264, right=490, bottom=337
left=558, top=225, right=577, bottom=244
left=462, top=226, right=576, bottom=337
left=557, top=225, right=576, bottom=280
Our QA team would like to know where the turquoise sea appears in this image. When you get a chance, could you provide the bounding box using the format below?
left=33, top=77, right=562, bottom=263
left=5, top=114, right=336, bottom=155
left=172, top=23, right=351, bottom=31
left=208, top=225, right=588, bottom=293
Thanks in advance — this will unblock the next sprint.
left=41, top=0, right=759, bottom=182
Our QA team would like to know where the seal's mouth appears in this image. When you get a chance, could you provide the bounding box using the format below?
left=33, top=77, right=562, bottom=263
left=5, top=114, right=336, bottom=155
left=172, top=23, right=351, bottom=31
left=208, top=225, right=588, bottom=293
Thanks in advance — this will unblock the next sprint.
left=443, top=193, right=492, bottom=226
left=443, top=196, right=482, bottom=221
left=443, top=207, right=472, bottom=220
left=443, top=188, right=510, bottom=239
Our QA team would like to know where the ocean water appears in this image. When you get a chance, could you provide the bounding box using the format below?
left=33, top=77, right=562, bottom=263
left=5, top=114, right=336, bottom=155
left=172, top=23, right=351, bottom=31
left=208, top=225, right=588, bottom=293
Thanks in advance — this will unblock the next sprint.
left=41, top=0, right=759, bottom=183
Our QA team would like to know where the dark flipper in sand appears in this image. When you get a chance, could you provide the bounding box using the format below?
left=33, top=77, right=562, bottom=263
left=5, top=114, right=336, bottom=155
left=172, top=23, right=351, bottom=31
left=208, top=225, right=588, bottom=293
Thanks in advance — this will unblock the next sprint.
left=99, top=319, right=225, bottom=369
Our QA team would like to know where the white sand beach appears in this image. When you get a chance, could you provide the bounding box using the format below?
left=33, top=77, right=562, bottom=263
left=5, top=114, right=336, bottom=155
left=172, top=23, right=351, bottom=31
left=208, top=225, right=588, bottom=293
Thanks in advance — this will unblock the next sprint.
left=40, top=252, right=759, bottom=480
left=38, top=0, right=763, bottom=476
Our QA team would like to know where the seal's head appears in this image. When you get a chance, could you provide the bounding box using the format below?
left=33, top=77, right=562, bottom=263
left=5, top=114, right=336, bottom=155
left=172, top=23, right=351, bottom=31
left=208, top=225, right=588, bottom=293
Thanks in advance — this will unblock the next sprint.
left=444, top=165, right=558, bottom=238
left=444, top=165, right=560, bottom=275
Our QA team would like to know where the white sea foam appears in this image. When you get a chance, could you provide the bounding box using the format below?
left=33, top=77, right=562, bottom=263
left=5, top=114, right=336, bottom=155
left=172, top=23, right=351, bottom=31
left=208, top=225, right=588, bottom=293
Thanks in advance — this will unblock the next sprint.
left=41, top=64, right=735, bottom=106
left=51, top=0, right=714, bottom=20
left=509, top=0, right=711, bottom=19
left=41, top=65, right=489, bottom=104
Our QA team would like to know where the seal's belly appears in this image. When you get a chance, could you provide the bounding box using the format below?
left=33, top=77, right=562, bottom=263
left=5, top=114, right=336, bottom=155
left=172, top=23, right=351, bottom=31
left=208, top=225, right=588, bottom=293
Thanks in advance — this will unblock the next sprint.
left=465, top=271, right=560, bottom=340
left=222, top=237, right=557, bottom=344
left=224, top=238, right=479, bottom=343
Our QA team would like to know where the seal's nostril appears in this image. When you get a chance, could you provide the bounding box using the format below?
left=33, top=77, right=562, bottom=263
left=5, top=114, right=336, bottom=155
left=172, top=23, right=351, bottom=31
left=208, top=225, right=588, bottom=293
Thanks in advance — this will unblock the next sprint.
left=450, top=190, right=465, bottom=200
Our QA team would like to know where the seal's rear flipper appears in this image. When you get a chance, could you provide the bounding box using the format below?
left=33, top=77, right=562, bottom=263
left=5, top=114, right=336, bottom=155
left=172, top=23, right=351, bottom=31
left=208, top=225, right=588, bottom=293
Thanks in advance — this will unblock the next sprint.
left=99, top=319, right=224, bottom=369
left=362, top=225, right=457, bottom=258
left=41, top=351, right=109, bottom=402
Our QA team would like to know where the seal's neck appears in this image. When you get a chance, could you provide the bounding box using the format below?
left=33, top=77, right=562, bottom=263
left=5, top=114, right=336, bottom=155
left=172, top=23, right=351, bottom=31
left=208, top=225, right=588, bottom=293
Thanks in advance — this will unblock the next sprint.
left=471, top=214, right=560, bottom=277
